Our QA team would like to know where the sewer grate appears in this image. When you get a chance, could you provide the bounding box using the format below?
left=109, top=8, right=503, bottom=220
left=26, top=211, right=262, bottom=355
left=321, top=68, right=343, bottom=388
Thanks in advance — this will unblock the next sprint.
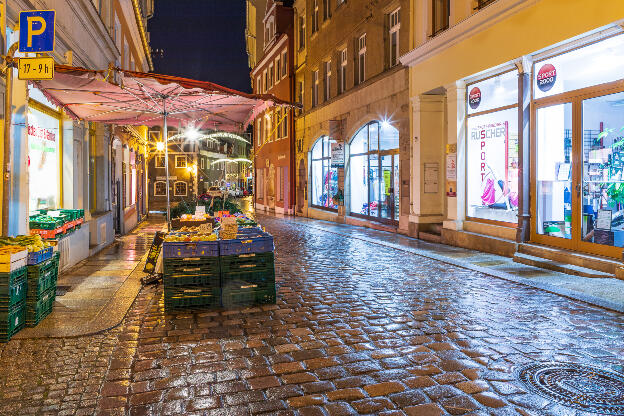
left=516, top=362, right=624, bottom=415
left=55, top=286, right=71, bottom=297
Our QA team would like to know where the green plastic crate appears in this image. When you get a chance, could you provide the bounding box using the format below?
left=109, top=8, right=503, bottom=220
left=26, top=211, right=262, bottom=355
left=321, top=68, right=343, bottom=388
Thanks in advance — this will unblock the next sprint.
left=164, top=286, right=220, bottom=312
left=163, top=257, right=220, bottom=288
left=27, top=268, right=56, bottom=300
left=27, top=256, right=59, bottom=280
left=0, top=302, right=26, bottom=342
left=221, top=280, right=276, bottom=308
left=26, top=286, right=55, bottom=327
left=220, top=252, right=275, bottom=274
left=0, top=267, right=28, bottom=286
left=0, top=272, right=27, bottom=308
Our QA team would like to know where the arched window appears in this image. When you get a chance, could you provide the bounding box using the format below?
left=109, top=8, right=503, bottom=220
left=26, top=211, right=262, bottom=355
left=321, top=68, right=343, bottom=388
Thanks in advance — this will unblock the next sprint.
left=174, top=181, right=187, bottom=196
left=349, top=121, right=400, bottom=222
left=310, top=136, right=338, bottom=210
left=154, top=181, right=167, bottom=196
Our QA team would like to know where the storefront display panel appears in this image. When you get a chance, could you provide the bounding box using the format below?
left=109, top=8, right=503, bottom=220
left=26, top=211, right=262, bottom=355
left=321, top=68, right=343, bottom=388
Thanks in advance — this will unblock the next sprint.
left=311, top=136, right=338, bottom=209
left=536, top=103, right=573, bottom=239
left=467, top=70, right=517, bottom=115
left=466, top=108, right=519, bottom=223
left=28, top=107, right=60, bottom=212
left=581, top=91, right=624, bottom=248
left=350, top=155, right=369, bottom=215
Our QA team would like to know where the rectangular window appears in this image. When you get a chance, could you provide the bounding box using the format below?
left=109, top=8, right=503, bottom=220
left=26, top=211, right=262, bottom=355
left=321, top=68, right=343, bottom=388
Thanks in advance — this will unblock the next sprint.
left=477, top=0, right=496, bottom=9
left=175, top=156, right=187, bottom=168
left=276, top=57, right=281, bottom=80
left=263, top=69, right=268, bottom=92
left=358, top=34, right=366, bottom=84
left=256, top=76, right=261, bottom=94
left=312, top=0, right=319, bottom=33
left=432, top=0, right=450, bottom=35
left=282, top=50, right=287, bottom=78
left=281, top=109, right=288, bottom=138
left=324, top=60, right=331, bottom=101
left=312, top=70, right=319, bottom=107
left=339, top=48, right=347, bottom=94
left=155, top=156, right=165, bottom=168
left=174, top=181, right=187, bottom=196
left=269, top=63, right=274, bottom=88
left=298, top=80, right=304, bottom=111
left=277, top=167, right=283, bottom=201
left=257, top=120, right=262, bottom=146
left=200, top=158, right=205, bottom=169
left=323, top=0, right=331, bottom=21
left=154, top=181, right=166, bottom=196
left=299, top=14, right=306, bottom=49
left=389, top=8, right=400, bottom=67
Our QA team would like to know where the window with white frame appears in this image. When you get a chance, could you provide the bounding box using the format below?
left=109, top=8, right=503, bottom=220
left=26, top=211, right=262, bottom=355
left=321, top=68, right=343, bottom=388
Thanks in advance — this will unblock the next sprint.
left=358, top=34, right=366, bottom=84
left=298, top=80, right=304, bottom=111
left=200, top=158, right=205, bottom=169
left=389, top=8, right=400, bottom=67
left=263, top=69, right=268, bottom=92
left=312, top=70, right=319, bottom=107
left=276, top=56, right=281, bottom=80
left=324, top=60, right=331, bottom=101
left=323, top=0, right=331, bottom=21
left=175, top=156, right=187, bottom=168
left=281, top=108, right=288, bottom=138
left=281, top=50, right=287, bottom=78
left=299, top=14, right=306, bottom=49
left=257, top=119, right=262, bottom=146
left=155, top=156, right=165, bottom=168
left=256, top=76, right=261, bottom=93
left=154, top=181, right=166, bottom=196
left=269, top=63, right=274, bottom=88
left=312, top=0, right=319, bottom=33
left=174, top=181, right=187, bottom=196
left=339, top=48, right=347, bottom=94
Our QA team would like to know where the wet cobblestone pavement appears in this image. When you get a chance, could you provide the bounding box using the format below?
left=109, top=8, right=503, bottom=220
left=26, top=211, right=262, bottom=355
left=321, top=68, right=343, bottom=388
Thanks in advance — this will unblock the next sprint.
left=1, top=214, right=624, bottom=415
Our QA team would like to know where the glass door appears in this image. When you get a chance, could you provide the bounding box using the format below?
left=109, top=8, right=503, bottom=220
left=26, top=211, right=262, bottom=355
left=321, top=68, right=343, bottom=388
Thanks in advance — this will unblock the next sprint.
left=533, top=102, right=576, bottom=249
left=368, top=154, right=380, bottom=217
left=380, top=155, right=393, bottom=220
left=579, top=90, right=624, bottom=257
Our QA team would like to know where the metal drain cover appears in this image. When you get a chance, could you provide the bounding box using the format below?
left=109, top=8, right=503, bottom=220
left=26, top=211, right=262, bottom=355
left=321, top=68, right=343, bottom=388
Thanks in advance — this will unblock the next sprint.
left=517, top=362, right=624, bottom=415
left=55, top=286, right=71, bottom=297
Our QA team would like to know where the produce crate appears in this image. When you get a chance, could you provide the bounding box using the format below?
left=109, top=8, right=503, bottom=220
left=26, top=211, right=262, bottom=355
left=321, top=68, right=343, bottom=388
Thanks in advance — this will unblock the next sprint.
left=0, top=272, right=27, bottom=308
left=27, top=267, right=57, bottom=300
left=30, top=228, right=63, bottom=239
left=27, top=247, right=53, bottom=265
left=221, top=279, right=276, bottom=308
left=28, top=216, right=64, bottom=230
left=0, top=248, right=28, bottom=273
left=0, top=302, right=26, bottom=342
left=0, top=267, right=28, bottom=287
left=26, top=286, right=56, bottom=327
left=220, top=252, right=275, bottom=274
left=219, top=232, right=274, bottom=256
left=163, top=256, right=220, bottom=276
left=164, top=286, right=220, bottom=312
left=28, top=256, right=59, bottom=281
left=162, top=240, right=219, bottom=258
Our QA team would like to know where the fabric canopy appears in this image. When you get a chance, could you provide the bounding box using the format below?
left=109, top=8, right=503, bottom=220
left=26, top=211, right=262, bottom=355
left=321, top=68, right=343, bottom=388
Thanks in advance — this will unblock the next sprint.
left=31, top=65, right=292, bottom=133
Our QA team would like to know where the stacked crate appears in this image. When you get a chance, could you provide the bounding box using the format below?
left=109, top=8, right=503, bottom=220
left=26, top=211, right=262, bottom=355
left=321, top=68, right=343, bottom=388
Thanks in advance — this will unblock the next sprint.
left=220, top=228, right=276, bottom=308
left=0, top=248, right=28, bottom=342
left=162, top=240, right=220, bottom=312
left=26, top=252, right=59, bottom=327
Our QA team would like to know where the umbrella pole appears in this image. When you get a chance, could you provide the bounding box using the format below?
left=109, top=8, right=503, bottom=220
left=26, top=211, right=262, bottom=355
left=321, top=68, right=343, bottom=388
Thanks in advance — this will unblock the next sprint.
left=163, top=102, right=171, bottom=232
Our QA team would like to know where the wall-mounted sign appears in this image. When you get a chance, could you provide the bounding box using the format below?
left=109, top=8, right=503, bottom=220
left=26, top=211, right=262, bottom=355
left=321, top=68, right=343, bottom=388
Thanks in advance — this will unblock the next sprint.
left=18, top=56, right=54, bottom=80
left=19, top=10, right=55, bottom=53
left=156, top=176, right=177, bottom=181
left=468, top=87, right=481, bottom=110
left=537, top=63, right=557, bottom=92
left=331, top=142, right=345, bottom=168
left=424, top=163, right=439, bottom=194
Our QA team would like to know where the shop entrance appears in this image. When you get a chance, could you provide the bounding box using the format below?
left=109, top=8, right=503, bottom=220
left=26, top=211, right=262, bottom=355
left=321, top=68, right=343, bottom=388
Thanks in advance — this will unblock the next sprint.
left=532, top=82, right=624, bottom=258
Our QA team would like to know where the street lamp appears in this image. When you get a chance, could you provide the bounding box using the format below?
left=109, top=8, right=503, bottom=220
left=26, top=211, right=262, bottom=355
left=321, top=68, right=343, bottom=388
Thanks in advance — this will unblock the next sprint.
left=156, top=141, right=165, bottom=151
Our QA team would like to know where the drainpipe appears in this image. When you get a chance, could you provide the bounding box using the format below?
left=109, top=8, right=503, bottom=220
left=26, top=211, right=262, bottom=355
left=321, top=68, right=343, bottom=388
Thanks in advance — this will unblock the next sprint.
left=2, top=42, right=18, bottom=236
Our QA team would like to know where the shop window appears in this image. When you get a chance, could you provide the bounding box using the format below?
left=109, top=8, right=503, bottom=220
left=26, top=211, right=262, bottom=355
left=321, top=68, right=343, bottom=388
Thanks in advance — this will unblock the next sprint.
left=155, top=156, right=165, bottom=168
left=28, top=105, right=61, bottom=212
left=339, top=48, right=347, bottom=94
left=389, top=8, right=400, bottom=67
left=175, top=156, right=187, bottom=168
left=174, top=181, right=187, bottom=196
left=324, top=60, right=332, bottom=101
left=357, top=34, right=366, bottom=85
left=534, top=34, right=624, bottom=100
left=349, top=121, right=400, bottom=222
left=154, top=181, right=167, bottom=196
left=466, top=106, right=519, bottom=224
left=310, top=136, right=338, bottom=210
left=467, top=70, right=517, bottom=115
left=432, top=0, right=449, bottom=35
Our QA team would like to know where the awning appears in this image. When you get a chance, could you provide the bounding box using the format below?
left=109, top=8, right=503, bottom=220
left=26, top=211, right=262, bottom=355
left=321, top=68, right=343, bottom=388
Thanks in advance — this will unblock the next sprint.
left=31, top=65, right=291, bottom=132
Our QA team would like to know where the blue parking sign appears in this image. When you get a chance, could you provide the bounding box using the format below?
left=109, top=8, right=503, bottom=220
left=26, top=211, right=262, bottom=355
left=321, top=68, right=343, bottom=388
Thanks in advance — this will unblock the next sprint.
left=19, top=10, right=55, bottom=53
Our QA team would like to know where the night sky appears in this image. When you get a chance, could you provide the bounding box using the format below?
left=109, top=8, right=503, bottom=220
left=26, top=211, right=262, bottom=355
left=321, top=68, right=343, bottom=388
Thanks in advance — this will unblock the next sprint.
left=148, top=1, right=251, bottom=93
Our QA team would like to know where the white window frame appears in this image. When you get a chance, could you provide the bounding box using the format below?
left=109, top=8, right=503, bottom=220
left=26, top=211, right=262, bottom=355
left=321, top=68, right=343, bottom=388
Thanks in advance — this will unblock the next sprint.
left=256, top=76, right=261, bottom=94
left=175, top=156, right=187, bottom=168
left=263, top=69, right=268, bottom=92
left=358, top=34, right=367, bottom=84
left=269, top=63, right=274, bottom=88
left=312, top=70, right=319, bottom=107
left=389, top=8, right=401, bottom=67
left=200, top=158, right=205, bottom=169
left=282, top=50, right=288, bottom=79
left=174, top=181, right=187, bottom=197
left=324, top=60, right=331, bottom=101
left=154, top=181, right=167, bottom=196
left=340, top=48, right=347, bottom=94
left=276, top=56, right=281, bottom=80
left=257, top=119, right=262, bottom=146
left=155, top=155, right=165, bottom=168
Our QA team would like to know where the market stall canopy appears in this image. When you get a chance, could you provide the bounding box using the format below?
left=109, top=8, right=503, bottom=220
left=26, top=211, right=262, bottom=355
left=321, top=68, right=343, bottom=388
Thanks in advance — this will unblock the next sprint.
left=30, top=65, right=293, bottom=132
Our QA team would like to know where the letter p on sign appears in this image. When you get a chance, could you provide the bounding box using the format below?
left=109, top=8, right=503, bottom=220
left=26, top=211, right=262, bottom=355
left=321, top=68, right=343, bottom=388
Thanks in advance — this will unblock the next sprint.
left=19, top=10, right=55, bottom=53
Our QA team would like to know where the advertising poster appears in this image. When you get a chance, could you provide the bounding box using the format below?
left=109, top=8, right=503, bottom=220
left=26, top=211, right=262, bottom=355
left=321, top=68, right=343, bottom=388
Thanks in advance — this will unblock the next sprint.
left=28, top=108, right=60, bottom=212
left=330, top=142, right=345, bottom=168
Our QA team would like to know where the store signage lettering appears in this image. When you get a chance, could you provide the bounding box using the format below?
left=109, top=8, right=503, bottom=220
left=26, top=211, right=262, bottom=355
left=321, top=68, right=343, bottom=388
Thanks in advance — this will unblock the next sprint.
left=468, top=87, right=481, bottom=110
left=28, top=124, right=55, bottom=142
left=470, top=122, right=508, bottom=182
left=537, top=63, right=557, bottom=92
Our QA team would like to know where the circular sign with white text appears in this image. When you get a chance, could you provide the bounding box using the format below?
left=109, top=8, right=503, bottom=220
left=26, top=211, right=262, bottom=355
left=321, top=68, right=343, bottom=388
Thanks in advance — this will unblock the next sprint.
left=469, top=87, right=482, bottom=110
left=537, top=63, right=557, bottom=92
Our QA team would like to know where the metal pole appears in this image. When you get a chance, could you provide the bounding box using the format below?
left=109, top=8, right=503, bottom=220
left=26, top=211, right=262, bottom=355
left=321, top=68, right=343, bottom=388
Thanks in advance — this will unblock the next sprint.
left=2, top=43, right=18, bottom=236
left=163, top=99, right=171, bottom=231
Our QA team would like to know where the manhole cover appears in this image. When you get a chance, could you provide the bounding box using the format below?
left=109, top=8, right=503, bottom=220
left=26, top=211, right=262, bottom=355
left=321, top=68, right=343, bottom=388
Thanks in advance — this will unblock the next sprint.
left=517, top=362, right=624, bottom=415
left=55, top=286, right=71, bottom=297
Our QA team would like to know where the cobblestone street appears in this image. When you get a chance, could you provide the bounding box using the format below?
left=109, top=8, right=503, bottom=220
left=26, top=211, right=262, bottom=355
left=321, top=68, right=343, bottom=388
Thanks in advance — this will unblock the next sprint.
left=1, top=215, right=624, bottom=416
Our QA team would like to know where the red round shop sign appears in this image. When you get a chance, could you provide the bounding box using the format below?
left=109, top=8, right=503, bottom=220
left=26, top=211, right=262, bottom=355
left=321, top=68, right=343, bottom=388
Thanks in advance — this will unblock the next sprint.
left=537, top=63, right=557, bottom=92
left=468, top=87, right=481, bottom=110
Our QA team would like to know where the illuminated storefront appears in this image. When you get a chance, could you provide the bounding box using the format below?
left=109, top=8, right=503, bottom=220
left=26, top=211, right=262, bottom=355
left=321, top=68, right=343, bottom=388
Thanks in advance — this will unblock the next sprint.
left=310, top=136, right=338, bottom=210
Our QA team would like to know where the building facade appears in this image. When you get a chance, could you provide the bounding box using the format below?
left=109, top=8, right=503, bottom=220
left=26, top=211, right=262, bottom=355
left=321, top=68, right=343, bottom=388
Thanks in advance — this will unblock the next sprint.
left=401, top=0, right=624, bottom=274
left=3, top=0, right=153, bottom=269
left=290, top=0, right=411, bottom=233
left=250, top=0, right=295, bottom=215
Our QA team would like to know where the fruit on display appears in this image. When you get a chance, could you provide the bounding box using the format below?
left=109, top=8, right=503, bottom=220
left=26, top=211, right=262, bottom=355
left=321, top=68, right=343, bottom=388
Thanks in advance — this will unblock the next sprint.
left=0, top=234, right=51, bottom=252
left=164, top=233, right=217, bottom=242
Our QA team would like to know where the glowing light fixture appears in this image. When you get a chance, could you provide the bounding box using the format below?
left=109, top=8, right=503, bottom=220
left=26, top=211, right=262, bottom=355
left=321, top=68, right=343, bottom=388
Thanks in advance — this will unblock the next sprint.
left=185, top=126, right=200, bottom=141
left=156, top=141, right=165, bottom=151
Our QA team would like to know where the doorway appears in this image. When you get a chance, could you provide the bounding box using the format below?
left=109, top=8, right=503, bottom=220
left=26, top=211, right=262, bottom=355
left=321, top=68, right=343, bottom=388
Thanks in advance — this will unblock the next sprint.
left=531, top=83, right=624, bottom=258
